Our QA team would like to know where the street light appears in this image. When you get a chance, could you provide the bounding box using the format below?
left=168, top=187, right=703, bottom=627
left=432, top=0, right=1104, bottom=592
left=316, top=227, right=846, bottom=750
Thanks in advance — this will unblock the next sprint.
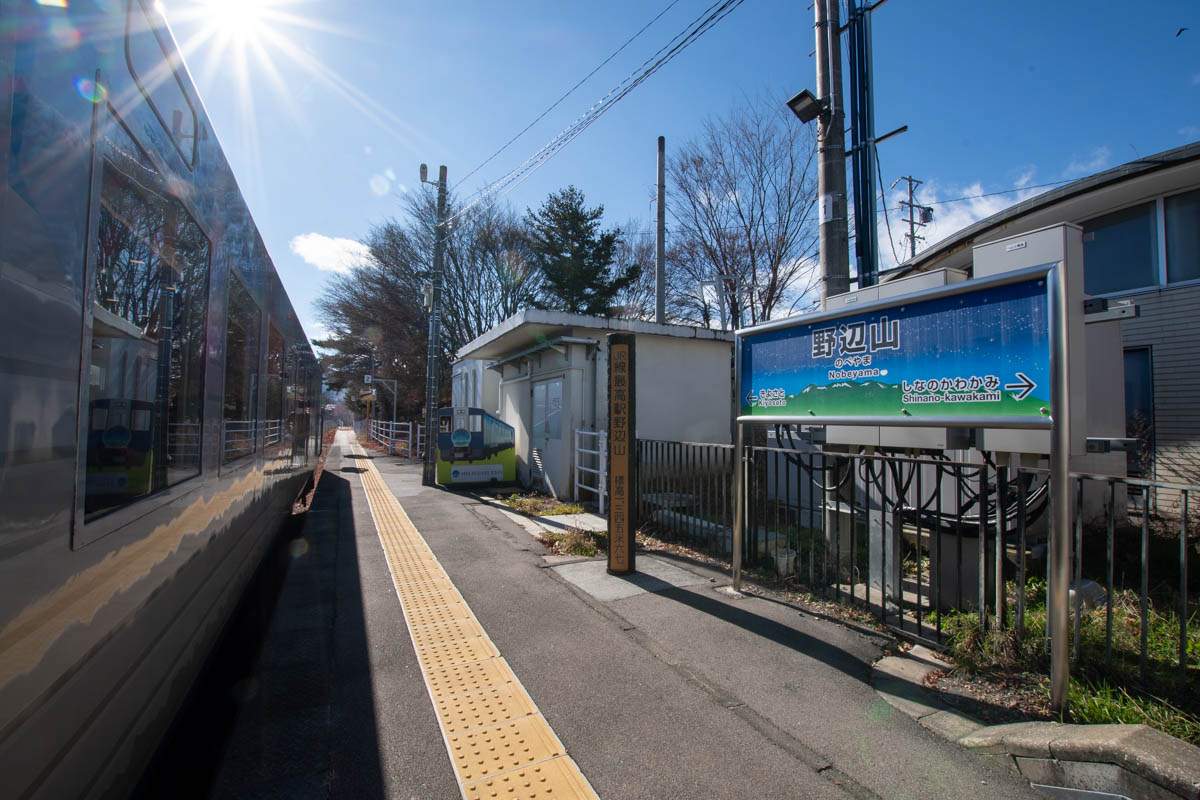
left=419, top=163, right=448, bottom=486
left=786, top=89, right=828, bottom=124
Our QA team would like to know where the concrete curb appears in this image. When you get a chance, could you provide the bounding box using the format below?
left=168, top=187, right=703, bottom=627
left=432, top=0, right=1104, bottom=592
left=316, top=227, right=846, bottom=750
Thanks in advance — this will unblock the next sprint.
left=870, top=647, right=1200, bottom=799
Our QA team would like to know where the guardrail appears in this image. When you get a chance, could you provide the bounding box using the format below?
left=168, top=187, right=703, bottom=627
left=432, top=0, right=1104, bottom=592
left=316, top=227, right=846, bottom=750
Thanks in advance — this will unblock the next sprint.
left=574, top=429, right=607, bottom=514
left=637, top=435, right=1198, bottom=699
left=369, top=418, right=424, bottom=459
left=222, top=419, right=256, bottom=462
left=167, top=422, right=201, bottom=468
left=263, top=418, right=284, bottom=448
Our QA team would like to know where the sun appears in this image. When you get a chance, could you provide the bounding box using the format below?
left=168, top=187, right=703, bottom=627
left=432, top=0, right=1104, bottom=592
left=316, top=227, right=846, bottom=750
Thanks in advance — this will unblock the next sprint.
left=197, top=0, right=271, bottom=46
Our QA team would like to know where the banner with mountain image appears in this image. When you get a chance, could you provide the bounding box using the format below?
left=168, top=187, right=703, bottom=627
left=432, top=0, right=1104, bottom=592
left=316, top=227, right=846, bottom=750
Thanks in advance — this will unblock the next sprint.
left=739, top=277, right=1051, bottom=420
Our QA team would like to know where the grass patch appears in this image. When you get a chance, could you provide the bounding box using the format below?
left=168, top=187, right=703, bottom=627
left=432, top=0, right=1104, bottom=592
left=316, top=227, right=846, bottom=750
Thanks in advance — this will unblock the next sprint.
left=931, top=577, right=1200, bottom=744
left=1069, top=679, right=1200, bottom=744
left=502, top=492, right=586, bottom=517
left=540, top=527, right=607, bottom=557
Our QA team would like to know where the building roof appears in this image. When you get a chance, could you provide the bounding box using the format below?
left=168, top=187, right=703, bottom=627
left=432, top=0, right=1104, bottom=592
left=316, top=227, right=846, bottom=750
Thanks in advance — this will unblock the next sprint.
left=887, top=141, right=1200, bottom=278
left=456, top=309, right=733, bottom=361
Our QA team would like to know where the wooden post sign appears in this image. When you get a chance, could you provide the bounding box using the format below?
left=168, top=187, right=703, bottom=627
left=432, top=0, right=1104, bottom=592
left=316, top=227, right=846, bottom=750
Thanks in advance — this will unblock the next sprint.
left=607, top=334, right=636, bottom=575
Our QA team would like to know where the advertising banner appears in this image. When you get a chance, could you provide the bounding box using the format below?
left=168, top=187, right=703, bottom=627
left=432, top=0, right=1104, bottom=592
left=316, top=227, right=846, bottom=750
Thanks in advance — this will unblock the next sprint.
left=740, top=277, right=1051, bottom=421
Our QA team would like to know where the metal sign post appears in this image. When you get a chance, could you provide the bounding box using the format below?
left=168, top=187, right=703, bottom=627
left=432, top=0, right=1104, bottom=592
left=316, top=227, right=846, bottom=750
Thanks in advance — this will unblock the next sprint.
left=733, top=250, right=1078, bottom=713
left=607, top=334, right=636, bottom=575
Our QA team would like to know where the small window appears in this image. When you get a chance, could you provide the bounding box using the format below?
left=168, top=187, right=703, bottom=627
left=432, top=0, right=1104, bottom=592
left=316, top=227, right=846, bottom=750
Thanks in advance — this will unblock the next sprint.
left=126, top=0, right=198, bottom=167
left=84, top=151, right=210, bottom=519
left=1082, top=202, right=1158, bottom=295
left=223, top=280, right=261, bottom=463
left=532, top=378, right=563, bottom=440
left=469, top=414, right=483, bottom=433
left=1165, top=189, right=1200, bottom=285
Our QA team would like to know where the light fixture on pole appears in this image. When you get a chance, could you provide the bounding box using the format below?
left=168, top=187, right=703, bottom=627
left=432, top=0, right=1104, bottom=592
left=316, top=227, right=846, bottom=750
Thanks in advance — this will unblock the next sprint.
left=786, top=89, right=828, bottom=124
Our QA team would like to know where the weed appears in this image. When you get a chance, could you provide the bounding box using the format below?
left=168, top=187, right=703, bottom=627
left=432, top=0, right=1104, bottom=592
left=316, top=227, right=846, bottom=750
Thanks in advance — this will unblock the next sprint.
left=540, top=527, right=605, bottom=557
left=1068, top=679, right=1200, bottom=745
left=502, top=492, right=586, bottom=517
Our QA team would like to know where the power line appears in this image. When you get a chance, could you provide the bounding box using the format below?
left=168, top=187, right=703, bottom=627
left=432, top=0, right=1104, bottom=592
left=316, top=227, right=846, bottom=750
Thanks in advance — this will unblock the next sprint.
left=453, top=0, right=681, bottom=192
left=447, top=0, right=746, bottom=227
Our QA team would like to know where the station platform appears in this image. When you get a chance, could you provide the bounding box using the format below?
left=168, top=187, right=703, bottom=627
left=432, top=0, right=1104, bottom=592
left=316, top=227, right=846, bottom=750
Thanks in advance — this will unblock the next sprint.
left=207, top=429, right=1041, bottom=799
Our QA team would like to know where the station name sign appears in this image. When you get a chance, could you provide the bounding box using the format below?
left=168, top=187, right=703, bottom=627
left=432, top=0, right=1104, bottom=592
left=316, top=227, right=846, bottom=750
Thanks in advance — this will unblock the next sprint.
left=739, top=276, right=1052, bottom=423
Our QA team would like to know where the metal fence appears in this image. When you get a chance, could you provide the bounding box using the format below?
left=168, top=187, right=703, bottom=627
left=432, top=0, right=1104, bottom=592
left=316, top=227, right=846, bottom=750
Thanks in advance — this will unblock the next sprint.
left=222, top=419, right=256, bottom=462
left=574, top=429, right=607, bottom=513
left=636, top=434, right=1198, bottom=698
left=368, top=418, right=424, bottom=458
left=167, top=422, right=201, bottom=468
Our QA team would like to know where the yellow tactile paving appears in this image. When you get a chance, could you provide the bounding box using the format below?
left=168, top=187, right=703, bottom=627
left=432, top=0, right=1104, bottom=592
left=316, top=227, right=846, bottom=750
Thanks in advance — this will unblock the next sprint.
left=464, top=755, right=599, bottom=800
left=349, top=439, right=598, bottom=800
left=448, top=715, right=565, bottom=782
left=434, top=683, right=538, bottom=736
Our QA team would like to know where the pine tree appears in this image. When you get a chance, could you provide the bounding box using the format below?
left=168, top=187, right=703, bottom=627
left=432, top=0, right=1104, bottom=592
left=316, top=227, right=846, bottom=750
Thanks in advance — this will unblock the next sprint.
left=525, top=186, right=640, bottom=316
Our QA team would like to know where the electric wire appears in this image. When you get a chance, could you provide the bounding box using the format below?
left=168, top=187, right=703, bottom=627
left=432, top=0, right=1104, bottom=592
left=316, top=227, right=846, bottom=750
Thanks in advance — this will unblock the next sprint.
left=874, top=146, right=902, bottom=265
left=452, top=0, right=681, bottom=192
left=446, top=0, right=746, bottom=228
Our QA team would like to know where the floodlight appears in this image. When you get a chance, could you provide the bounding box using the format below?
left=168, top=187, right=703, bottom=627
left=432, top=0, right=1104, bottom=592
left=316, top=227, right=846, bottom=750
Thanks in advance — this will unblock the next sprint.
left=786, top=89, right=827, bottom=124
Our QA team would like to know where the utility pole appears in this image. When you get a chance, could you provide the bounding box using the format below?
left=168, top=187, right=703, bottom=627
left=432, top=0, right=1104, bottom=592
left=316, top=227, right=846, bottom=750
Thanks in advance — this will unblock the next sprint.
left=895, top=175, right=932, bottom=260
left=655, top=136, right=666, bottom=324
left=814, top=0, right=850, bottom=304
left=420, top=164, right=448, bottom=486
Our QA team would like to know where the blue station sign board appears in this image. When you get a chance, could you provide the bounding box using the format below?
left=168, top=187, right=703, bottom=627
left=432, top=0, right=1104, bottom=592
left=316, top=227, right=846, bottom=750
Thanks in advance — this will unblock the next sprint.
left=739, top=276, right=1052, bottom=421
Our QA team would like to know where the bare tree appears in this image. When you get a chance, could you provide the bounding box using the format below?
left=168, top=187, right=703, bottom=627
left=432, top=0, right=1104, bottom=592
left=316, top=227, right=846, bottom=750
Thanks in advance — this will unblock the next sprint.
left=315, top=188, right=538, bottom=415
left=667, top=97, right=821, bottom=328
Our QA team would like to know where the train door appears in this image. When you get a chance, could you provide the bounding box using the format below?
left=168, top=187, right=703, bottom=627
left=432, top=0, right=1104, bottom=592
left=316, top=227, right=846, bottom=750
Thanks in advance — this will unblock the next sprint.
left=531, top=377, right=563, bottom=494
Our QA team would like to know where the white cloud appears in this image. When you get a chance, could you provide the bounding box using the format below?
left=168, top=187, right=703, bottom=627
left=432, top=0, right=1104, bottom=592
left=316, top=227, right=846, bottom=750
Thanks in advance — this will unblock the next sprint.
left=289, top=233, right=370, bottom=274
left=1180, top=126, right=1200, bottom=141
left=876, top=177, right=1052, bottom=270
left=1063, top=146, right=1112, bottom=179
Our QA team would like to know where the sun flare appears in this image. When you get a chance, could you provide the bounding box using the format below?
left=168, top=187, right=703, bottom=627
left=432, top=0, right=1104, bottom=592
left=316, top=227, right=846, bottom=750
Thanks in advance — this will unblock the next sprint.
left=198, top=0, right=270, bottom=45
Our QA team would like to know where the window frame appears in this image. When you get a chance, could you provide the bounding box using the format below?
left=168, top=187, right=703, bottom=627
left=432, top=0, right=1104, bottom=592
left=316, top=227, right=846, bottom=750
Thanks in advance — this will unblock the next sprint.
left=125, top=0, right=199, bottom=170
left=73, top=91, right=212, bottom=549
left=219, top=271, right=264, bottom=472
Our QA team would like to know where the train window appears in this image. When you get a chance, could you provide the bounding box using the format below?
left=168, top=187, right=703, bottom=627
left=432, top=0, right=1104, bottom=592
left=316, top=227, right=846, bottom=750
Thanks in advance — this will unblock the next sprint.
left=223, top=279, right=261, bottom=463
left=266, top=326, right=286, bottom=451
left=84, top=159, right=210, bottom=519
left=126, top=0, right=198, bottom=168
left=470, top=415, right=483, bottom=433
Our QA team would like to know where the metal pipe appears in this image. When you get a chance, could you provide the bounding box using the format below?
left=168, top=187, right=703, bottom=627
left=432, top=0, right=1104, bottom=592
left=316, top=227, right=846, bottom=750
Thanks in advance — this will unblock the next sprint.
left=655, top=136, right=666, bottom=324
left=814, top=0, right=849, bottom=303
left=1048, top=263, right=1072, bottom=713
left=733, top=340, right=745, bottom=590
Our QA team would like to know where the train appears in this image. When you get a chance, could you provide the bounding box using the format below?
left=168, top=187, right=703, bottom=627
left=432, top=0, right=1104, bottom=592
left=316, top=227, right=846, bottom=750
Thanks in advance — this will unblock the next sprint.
left=0, top=2, right=323, bottom=798
left=436, top=407, right=517, bottom=484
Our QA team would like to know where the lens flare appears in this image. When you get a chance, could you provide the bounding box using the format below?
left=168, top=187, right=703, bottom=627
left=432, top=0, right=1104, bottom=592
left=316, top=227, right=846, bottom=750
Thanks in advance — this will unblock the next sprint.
left=369, top=174, right=390, bottom=196
left=74, top=77, right=108, bottom=103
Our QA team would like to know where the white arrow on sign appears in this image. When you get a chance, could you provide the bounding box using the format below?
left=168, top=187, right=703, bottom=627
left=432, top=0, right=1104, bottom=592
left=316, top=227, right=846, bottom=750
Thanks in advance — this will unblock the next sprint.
left=1004, top=372, right=1037, bottom=402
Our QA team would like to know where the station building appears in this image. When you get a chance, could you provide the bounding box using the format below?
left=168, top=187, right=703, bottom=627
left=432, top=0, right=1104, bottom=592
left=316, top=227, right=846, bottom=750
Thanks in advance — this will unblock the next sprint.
left=455, top=310, right=733, bottom=498
left=888, top=142, right=1200, bottom=494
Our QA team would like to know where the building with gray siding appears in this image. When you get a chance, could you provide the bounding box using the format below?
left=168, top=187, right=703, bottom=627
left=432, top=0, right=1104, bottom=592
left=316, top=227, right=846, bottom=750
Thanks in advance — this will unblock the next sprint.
left=887, top=142, right=1200, bottom=498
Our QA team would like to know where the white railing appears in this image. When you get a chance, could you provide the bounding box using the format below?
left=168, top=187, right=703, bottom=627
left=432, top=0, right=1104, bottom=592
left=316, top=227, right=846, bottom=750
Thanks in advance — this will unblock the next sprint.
left=167, top=422, right=201, bottom=468
left=574, top=428, right=607, bottom=514
left=369, top=418, right=425, bottom=459
left=222, top=419, right=256, bottom=462
left=263, top=418, right=284, bottom=448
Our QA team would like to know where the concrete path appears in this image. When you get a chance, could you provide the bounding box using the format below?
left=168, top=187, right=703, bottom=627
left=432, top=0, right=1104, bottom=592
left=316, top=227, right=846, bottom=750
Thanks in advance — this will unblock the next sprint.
left=213, top=430, right=1041, bottom=799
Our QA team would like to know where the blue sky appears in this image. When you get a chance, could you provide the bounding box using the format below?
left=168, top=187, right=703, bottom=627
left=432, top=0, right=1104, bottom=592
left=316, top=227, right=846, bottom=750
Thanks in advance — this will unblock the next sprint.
left=160, top=0, right=1199, bottom=346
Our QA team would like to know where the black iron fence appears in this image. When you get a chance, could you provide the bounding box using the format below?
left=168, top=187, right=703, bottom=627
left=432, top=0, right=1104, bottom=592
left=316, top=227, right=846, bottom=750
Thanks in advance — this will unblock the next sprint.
left=636, top=435, right=1198, bottom=700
